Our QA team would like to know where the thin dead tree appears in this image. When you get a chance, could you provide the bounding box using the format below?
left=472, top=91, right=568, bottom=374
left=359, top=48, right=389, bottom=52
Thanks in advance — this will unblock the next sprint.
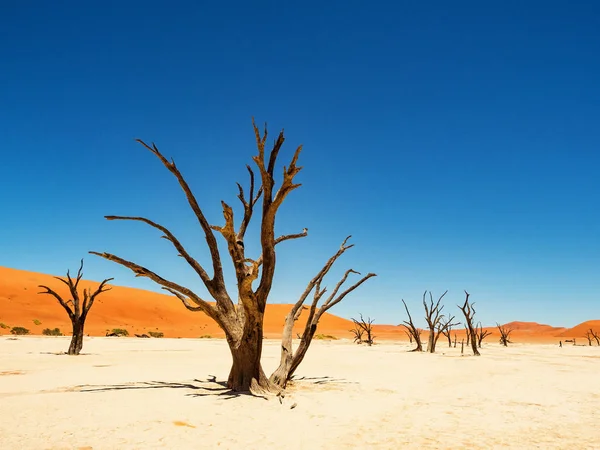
left=476, top=322, right=492, bottom=348
left=464, top=325, right=470, bottom=346
left=270, top=239, right=375, bottom=387
left=38, top=260, right=112, bottom=355
left=351, top=314, right=375, bottom=346
left=350, top=324, right=365, bottom=344
left=458, top=290, right=480, bottom=356
left=590, top=329, right=600, bottom=346
left=423, top=290, right=447, bottom=353
left=90, top=121, right=368, bottom=393
left=401, top=299, right=423, bottom=352
left=585, top=330, right=594, bottom=346
left=496, top=323, right=514, bottom=347
left=439, top=315, right=460, bottom=349
left=403, top=328, right=413, bottom=344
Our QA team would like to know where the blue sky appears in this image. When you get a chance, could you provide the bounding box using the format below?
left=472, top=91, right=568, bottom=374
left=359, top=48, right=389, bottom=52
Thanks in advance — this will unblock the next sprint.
left=1, top=1, right=598, bottom=328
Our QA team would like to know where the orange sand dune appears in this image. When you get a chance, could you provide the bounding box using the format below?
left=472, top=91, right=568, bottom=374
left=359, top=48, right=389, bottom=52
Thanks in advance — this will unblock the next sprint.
left=558, top=320, right=600, bottom=338
left=0, top=266, right=591, bottom=344
left=0, top=266, right=357, bottom=339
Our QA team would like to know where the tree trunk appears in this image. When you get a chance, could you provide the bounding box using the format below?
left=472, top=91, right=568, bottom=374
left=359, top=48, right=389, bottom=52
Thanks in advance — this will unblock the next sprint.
left=469, top=330, right=480, bottom=356
left=427, top=329, right=436, bottom=353
left=271, top=325, right=317, bottom=388
left=226, top=318, right=277, bottom=394
left=68, top=319, right=84, bottom=355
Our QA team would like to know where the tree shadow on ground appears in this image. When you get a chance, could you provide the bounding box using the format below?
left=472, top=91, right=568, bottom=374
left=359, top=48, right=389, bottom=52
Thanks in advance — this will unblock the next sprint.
left=76, top=378, right=259, bottom=400
left=290, top=375, right=357, bottom=385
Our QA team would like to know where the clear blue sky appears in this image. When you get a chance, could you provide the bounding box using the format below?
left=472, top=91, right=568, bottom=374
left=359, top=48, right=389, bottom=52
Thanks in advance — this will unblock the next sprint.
left=1, top=1, right=598, bottom=328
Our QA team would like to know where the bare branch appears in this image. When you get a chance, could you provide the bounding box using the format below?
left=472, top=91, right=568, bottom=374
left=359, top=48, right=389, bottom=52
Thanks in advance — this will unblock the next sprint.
left=89, top=251, right=219, bottom=322
left=134, top=139, right=227, bottom=291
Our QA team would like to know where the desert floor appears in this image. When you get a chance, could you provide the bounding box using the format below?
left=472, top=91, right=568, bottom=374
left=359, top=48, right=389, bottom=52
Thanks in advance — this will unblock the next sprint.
left=1, top=337, right=599, bottom=450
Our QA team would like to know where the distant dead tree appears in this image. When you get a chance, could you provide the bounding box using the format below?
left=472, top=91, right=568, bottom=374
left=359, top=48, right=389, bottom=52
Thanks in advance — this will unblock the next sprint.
left=38, top=260, right=112, bottom=355
left=476, top=322, right=492, bottom=348
left=351, top=323, right=365, bottom=344
left=270, top=239, right=375, bottom=387
left=403, top=328, right=413, bottom=344
left=401, top=299, right=423, bottom=352
left=589, top=329, right=600, bottom=346
left=458, top=291, right=480, bottom=356
left=585, top=330, right=593, bottom=346
left=351, top=314, right=375, bottom=346
left=441, top=318, right=458, bottom=348
left=464, top=325, right=470, bottom=346
left=496, top=323, right=514, bottom=347
left=90, top=121, right=374, bottom=394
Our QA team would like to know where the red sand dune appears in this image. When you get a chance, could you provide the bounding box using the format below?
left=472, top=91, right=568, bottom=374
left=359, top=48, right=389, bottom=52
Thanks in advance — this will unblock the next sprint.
left=0, top=266, right=591, bottom=343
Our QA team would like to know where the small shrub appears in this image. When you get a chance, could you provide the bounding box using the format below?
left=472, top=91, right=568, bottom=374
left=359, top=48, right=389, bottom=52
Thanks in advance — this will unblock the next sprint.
left=314, top=334, right=339, bottom=340
left=110, top=328, right=129, bottom=337
left=0, top=323, right=9, bottom=329
left=33, top=319, right=42, bottom=326
left=199, top=334, right=212, bottom=339
left=148, top=331, right=164, bottom=338
left=42, top=328, right=63, bottom=336
left=10, top=326, right=30, bottom=335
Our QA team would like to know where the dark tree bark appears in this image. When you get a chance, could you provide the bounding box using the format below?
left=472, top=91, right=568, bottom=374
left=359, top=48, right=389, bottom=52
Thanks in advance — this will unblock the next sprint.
left=90, top=121, right=364, bottom=394
left=458, top=291, right=480, bottom=356
left=269, top=238, right=375, bottom=388
left=496, top=323, right=513, bottom=347
left=475, top=322, right=492, bottom=348
left=401, top=299, right=423, bottom=352
left=38, top=260, right=112, bottom=355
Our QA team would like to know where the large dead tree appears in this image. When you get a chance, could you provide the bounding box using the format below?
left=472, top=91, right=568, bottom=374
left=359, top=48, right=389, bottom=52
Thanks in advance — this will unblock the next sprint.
left=90, top=121, right=368, bottom=393
left=269, top=238, right=375, bottom=388
left=401, top=299, right=423, bottom=352
left=423, top=290, right=447, bottom=353
left=458, top=291, right=480, bottom=356
left=38, top=260, right=112, bottom=355
left=475, top=322, right=492, bottom=348
left=496, top=323, right=513, bottom=347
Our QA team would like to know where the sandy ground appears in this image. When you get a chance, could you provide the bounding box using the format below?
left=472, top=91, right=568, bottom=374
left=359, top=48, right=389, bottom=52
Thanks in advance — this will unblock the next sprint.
left=1, top=337, right=599, bottom=449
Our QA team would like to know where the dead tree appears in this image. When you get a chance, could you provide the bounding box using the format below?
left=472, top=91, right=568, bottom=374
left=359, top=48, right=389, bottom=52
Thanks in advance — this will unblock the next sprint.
left=352, top=315, right=375, bottom=346
left=439, top=315, right=460, bottom=349
left=458, top=291, right=480, bottom=356
left=403, top=328, right=413, bottom=344
left=270, top=239, right=375, bottom=387
left=401, top=299, right=423, bottom=352
left=496, top=323, right=513, bottom=347
left=476, top=322, right=492, bottom=348
left=585, top=330, right=593, bottom=346
left=38, top=260, right=112, bottom=355
left=441, top=319, right=457, bottom=348
left=464, top=325, right=470, bottom=346
left=423, top=290, right=447, bottom=353
left=90, top=121, right=369, bottom=393
left=351, top=324, right=365, bottom=344
left=590, top=329, right=600, bottom=346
